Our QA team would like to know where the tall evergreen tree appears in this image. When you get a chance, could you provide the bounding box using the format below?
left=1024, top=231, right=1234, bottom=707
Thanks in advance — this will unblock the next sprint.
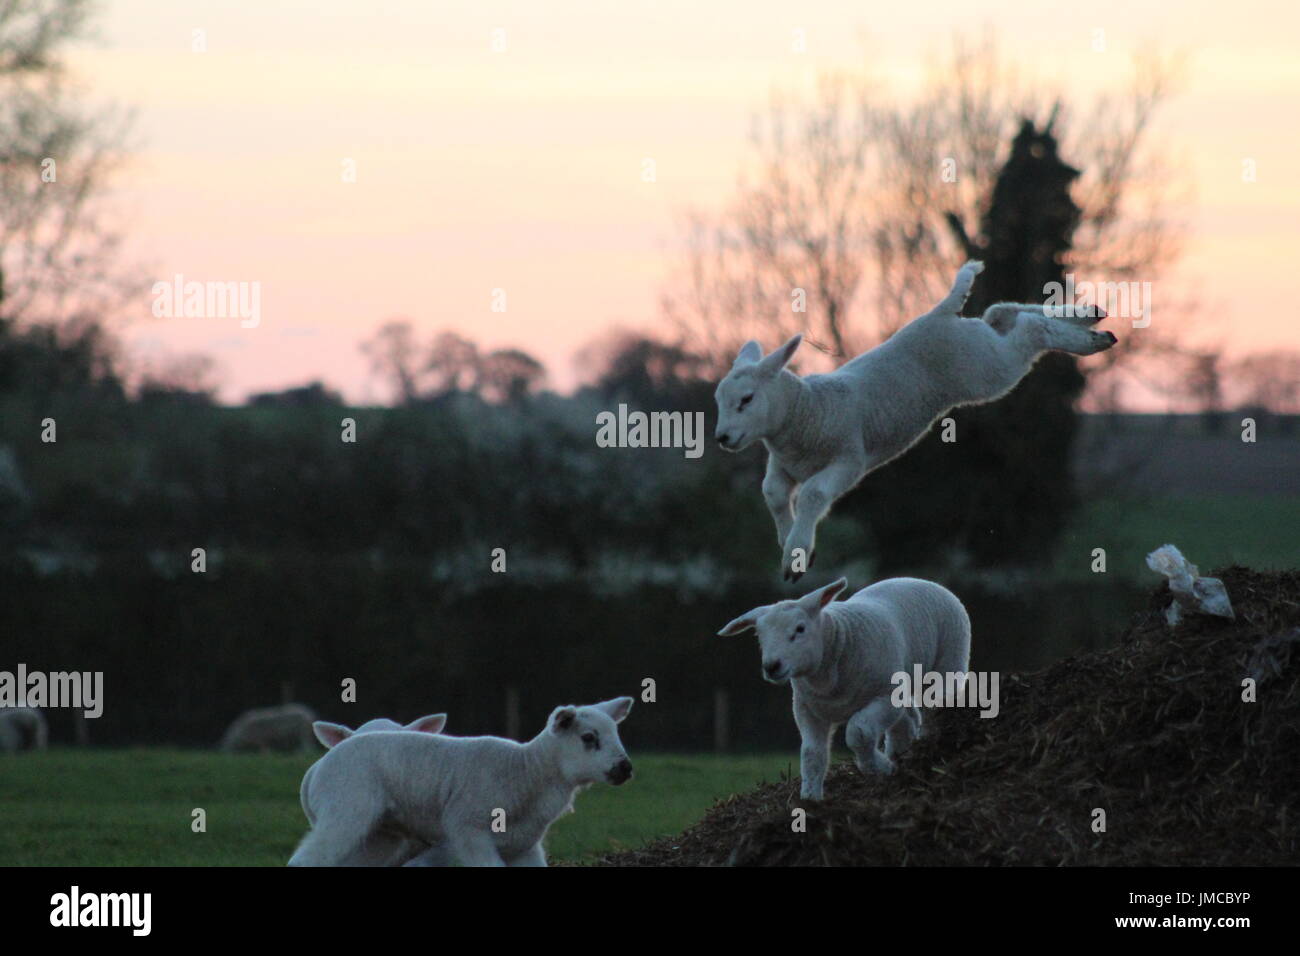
left=846, top=117, right=1086, bottom=570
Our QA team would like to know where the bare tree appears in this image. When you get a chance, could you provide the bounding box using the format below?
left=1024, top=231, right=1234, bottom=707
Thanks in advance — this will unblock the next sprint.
left=137, top=352, right=218, bottom=400
left=0, top=0, right=138, bottom=326
left=361, top=322, right=545, bottom=405
left=477, top=348, right=545, bottom=404
left=425, top=331, right=481, bottom=396
left=1229, top=351, right=1300, bottom=414
left=360, top=319, right=423, bottom=403
left=664, top=34, right=1189, bottom=399
left=1186, top=352, right=1223, bottom=413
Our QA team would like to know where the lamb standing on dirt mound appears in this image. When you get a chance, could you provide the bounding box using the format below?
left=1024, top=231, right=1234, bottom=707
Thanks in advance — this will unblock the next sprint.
left=713, top=259, right=1116, bottom=580
left=719, top=577, right=971, bottom=800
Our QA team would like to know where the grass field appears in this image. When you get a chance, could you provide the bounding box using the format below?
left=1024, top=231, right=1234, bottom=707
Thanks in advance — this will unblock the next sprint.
left=1052, top=494, right=1299, bottom=581
left=0, top=749, right=796, bottom=866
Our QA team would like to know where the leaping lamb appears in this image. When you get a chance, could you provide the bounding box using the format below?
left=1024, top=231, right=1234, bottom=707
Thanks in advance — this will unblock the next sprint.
left=713, top=259, right=1116, bottom=579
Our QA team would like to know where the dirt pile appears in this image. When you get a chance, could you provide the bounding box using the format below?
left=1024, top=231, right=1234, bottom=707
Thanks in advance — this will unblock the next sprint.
left=598, top=567, right=1300, bottom=866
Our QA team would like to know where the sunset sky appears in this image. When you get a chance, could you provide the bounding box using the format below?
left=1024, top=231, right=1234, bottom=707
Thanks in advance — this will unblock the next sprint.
left=70, top=0, right=1300, bottom=403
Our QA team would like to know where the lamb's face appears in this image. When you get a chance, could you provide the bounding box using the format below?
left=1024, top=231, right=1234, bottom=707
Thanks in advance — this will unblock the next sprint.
left=714, top=367, right=772, bottom=452
left=714, top=335, right=803, bottom=452
left=548, top=697, right=634, bottom=786
left=717, top=577, right=849, bottom=684
left=751, top=601, right=827, bottom=684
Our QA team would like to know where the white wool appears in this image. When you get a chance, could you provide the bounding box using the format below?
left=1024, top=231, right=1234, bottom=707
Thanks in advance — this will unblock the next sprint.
left=289, top=698, right=635, bottom=867
left=720, top=577, right=971, bottom=800
left=714, top=260, right=1116, bottom=579
left=299, top=712, right=448, bottom=865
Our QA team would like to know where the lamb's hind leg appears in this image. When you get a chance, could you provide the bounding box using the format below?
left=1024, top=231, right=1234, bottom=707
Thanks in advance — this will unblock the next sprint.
left=1046, top=303, right=1106, bottom=327
left=506, top=843, right=548, bottom=867
left=884, top=705, right=921, bottom=760
left=984, top=305, right=1116, bottom=356
left=289, top=819, right=395, bottom=866
left=983, top=302, right=1105, bottom=331
left=402, top=840, right=455, bottom=867
left=846, top=698, right=902, bottom=776
left=929, top=260, right=985, bottom=316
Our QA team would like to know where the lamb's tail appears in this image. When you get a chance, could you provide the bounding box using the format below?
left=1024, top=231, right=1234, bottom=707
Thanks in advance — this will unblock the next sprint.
left=933, top=260, right=984, bottom=315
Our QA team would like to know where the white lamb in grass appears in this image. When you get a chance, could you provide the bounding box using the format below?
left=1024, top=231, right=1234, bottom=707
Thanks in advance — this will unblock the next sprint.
left=302, top=714, right=448, bottom=822
left=218, top=703, right=317, bottom=753
left=0, top=707, right=48, bottom=753
left=713, top=259, right=1116, bottom=580
left=289, top=697, right=635, bottom=867
left=718, top=577, right=970, bottom=800
left=301, top=713, right=449, bottom=867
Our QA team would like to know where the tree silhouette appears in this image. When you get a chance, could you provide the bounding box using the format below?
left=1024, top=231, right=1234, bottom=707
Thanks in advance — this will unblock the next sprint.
left=845, top=118, right=1089, bottom=571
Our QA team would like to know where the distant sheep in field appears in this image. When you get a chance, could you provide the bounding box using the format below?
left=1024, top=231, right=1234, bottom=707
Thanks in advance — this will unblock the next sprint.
left=0, top=707, right=48, bottom=753
left=719, top=577, right=971, bottom=800
left=219, top=703, right=318, bottom=753
left=713, top=259, right=1116, bottom=579
left=289, top=697, right=635, bottom=866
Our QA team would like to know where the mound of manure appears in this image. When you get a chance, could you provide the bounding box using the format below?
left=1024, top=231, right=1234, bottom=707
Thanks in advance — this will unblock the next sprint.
left=596, top=567, right=1300, bottom=866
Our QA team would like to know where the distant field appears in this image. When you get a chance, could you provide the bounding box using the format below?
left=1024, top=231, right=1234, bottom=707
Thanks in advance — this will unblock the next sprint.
left=1053, top=494, right=1298, bottom=581
left=0, top=749, right=795, bottom=866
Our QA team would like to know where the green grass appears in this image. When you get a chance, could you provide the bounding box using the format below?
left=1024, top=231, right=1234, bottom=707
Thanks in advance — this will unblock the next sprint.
left=0, top=749, right=794, bottom=866
left=1053, top=494, right=1299, bottom=581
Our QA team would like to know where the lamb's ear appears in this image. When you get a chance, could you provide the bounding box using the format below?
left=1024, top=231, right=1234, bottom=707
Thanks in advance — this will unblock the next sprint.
left=549, top=706, right=578, bottom=734
left=596, top=696, right=634, bottom=723
left=733, top=340, right=763, bottom=368
left=312, top=721, right=353, bottom=749
left=801, top=577, right=849, bottom=613
left=405, top=713, right=447, bottom=734
left=717, top=607, right=763, bottom=636
left=756, top=334, right=802, bottom=377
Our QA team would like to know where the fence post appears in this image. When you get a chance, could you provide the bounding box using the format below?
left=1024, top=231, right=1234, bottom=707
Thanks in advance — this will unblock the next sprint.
left=505, top=686, right=520, bottom=741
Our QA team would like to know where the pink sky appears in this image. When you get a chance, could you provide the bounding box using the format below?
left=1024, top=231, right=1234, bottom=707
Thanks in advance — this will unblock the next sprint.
left=71, top=0, right=1300, bottom=403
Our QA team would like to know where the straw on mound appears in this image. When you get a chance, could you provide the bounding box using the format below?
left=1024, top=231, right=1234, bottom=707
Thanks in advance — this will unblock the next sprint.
left=597, top=567, right=1300, bottom=866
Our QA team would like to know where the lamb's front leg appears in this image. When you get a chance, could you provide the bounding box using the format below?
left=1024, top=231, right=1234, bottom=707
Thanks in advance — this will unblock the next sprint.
left=794, top=704, right=833, bottom=801
left=782, top=460, right=864, bottom=581
left=762, top=457, right=796, bottom=552
left=846, top=698, right=903, bottom=776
